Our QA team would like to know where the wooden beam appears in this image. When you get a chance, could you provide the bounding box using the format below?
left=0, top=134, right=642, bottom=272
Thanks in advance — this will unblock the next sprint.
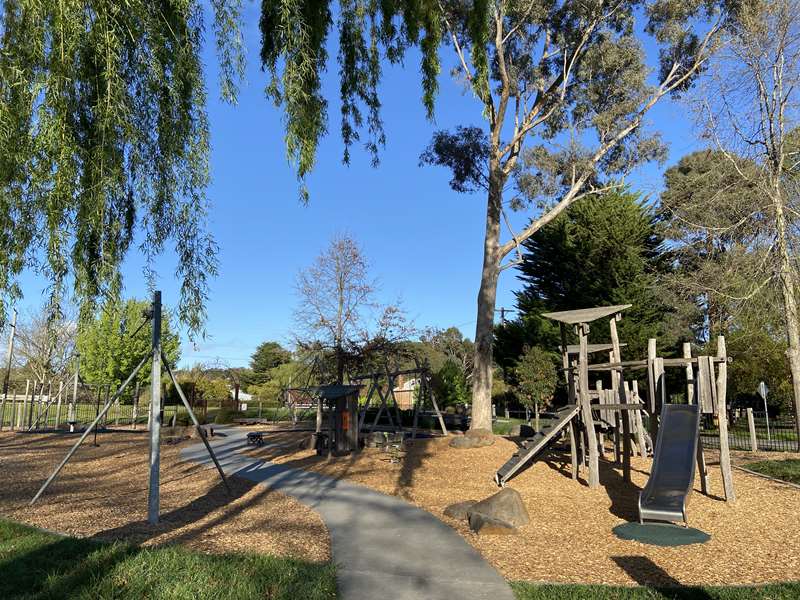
left=609, top=318, right=631, bottom=482
left=716, top=336, right=736, bottom=502
left=579, top=324, right=600, bottom=488
left=683, top=342, right=695, bottom=404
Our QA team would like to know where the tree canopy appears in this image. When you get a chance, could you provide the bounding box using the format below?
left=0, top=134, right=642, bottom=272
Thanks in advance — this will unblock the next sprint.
left=495, top=188, right=683, bottom=369
left=0, top=1, right=244, bottom=333
left=76, top=298, right=180, bottom=388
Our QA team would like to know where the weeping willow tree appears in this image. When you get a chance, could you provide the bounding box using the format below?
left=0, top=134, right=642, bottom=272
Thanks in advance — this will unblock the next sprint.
left=0, top=1, right=244, bottom=335
left=261, top=0, right=734, bottom=430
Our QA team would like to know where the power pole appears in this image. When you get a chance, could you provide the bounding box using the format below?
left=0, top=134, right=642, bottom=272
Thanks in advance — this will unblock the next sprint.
left=147, top=291, right=162, bottom=525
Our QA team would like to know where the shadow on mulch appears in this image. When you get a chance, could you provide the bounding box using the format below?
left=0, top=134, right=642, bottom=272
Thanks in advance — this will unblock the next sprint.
left=612, top=556, right=714, bottom=598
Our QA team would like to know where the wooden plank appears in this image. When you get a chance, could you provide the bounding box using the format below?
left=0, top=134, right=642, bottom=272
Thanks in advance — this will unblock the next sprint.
left=609, top=318, right=631, bottom=481
left=569, top=420, right=578, bottom=480
left=697, top=357, right=716, bottom=414
left=627, top=381, right=648, bottom=457
left=579, top=327, right=599, bottom=488
left=683, top=342, right=695, bottom=404
left=716, top=336, right=736, bottom=502
left=647, top=339, right=658, bottom=441
left=696, top=439, right=710, bottom=495
left=542, top=304, right=632, bottom=324
left=747, top=407, right=758, bottom=452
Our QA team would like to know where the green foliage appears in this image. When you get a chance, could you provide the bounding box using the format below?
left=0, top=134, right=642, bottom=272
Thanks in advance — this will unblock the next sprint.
left=514, top=346, right=558, bottom=411
left=0, top=518, right=336, bottom=600
left=432, top=359, right=469, bottom=407
left=76, top=298, right=180, bottom=389
left=496, top=188, right=685, bottom=370
left=249, top=341, right=292, bottom=385
left=197, top=378, right=232, bottom=404
left=0, top=2, right=244, bottom=334
left=214, top=407, right=244, bottom=424
left=250, top=361, right=307, bottom=404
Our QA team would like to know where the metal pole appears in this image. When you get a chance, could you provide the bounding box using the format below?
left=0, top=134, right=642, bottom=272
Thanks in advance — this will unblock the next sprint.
left=1, top=309, right=17, bottom=431
left=764, top=394, right=771, bottom=441
left=69, top=354, right=79, bottom=432
left=162, top=353, right=230, bottom=493
left=92, top=387, right=101, bottom=446
left=30, top=354, right=148, bottom=505
left=148, top=291, right=162, bottom=525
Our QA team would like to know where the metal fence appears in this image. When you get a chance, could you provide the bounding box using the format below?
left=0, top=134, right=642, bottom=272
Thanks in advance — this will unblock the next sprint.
left=0, top=381, right=192, bottom=432
left=700, top=410, right=799, bottom=453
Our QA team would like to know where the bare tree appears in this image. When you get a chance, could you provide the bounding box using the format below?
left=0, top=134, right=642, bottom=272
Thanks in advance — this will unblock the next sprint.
left=13, top=304, right=76, bottom=383
left=697, top=0, right=800, bottom=438
left=294, top=234, right=412, bottom=383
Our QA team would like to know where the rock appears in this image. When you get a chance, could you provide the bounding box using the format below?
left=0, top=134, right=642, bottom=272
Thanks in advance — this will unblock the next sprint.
left=468, top=512, right=518, bottom=535
left=464, top=428, right=494, bottom=440
left=467, top=487, right=530, bottom=528
left=449, top=435, right=494, bottom=449
left=449, top=428, right=495, bottom=449
left=443, top=500, right=478, bottom=521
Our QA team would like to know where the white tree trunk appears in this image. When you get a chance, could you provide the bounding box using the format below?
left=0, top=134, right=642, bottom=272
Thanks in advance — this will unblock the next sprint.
left=470, top=177, right=502, bottom=431
left=773, top=189, right=800, bottom=444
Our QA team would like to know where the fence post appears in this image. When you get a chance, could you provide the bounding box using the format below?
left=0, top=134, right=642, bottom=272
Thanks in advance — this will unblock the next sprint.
left=55, top=381, right=64, bottom=429
left=746, top=408, right=758, bottom=452
left=132, top=381, right=140, bottom=429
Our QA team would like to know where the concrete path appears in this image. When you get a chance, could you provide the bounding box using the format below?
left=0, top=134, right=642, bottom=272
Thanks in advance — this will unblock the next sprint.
left=180, top=429, right=515, bottom=600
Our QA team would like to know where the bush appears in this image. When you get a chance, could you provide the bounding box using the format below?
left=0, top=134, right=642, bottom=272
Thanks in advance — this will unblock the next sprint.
left=214, top=408, right=243, bottom=424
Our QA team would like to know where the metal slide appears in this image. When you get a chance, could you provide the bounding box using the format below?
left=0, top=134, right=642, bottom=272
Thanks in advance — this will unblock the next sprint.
left=494, top=404, right=580, bottom=486
left=638, top=403, right=701, bottom=526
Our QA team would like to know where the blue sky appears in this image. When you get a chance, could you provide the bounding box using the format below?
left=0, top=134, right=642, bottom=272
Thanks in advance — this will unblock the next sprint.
left=13, top=4, right=706, bottom=368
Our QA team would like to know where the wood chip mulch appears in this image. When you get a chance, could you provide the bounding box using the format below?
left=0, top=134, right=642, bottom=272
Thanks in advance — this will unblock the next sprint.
left=0, top=431, right=330, bottom=563
left=242, top=428, right=800, bottom=586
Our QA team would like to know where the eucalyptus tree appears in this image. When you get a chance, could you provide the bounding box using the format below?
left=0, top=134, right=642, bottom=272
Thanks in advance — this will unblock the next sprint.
left=261, top=0, right=731, bottom=429
left=694, top=0, right=800, bottom=440
left=0, top=1, right=245, bottom=333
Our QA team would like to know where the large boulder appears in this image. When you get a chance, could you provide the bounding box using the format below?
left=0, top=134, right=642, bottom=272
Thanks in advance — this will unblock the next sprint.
left=467, top=488, right=530, bottom=529
left=468, top=512, right=518, bottom=535
left=449, top=428, right=495, bottom=449
left=443, top=500, right=478, bottom=520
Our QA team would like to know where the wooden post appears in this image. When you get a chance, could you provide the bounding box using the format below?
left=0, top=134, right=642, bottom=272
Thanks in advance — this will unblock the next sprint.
left=716, top=335, right=735, bottom=502
left=683, top=342, right=695, bottom=404
left=613, top=411, right=621, bottom=464
left=746, top=407, right=758, bottom=452
left=148, top=291, right=163, bottom=524
left=609, top=317, right=631, bottom=481
left=595, top=380, right=605, bottom=457
left=627, top=381, right=648, bottom=457
left=569, top=420, right=578, bottom=480
left=632, top=380, right=649, bottom=455
left=55, top=381, right=64, bottom=428
left=647, top=338, right=659, bottom=441
left=578, top=324, right=600, bottom=488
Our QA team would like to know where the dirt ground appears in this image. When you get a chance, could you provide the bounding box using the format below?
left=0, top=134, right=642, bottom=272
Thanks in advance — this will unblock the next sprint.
left=242, top=428, right=800, bottom=586
left=0, top=431, right=330, bottom=563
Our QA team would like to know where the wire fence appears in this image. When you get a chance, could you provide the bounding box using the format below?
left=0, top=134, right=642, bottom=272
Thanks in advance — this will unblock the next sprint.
left=0, top=380, right=202, bottom=432
left=700, top=410, right=798, bottom=453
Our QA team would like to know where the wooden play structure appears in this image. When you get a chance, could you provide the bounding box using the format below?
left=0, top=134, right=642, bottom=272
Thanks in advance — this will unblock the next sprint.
left=495, top=304, right=735, bottom=509
left=350, top=363, right=448, bottom=439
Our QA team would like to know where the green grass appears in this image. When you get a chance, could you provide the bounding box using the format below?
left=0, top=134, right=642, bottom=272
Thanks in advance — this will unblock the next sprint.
left=0, top=518, right=336, bottom=600
left=742, top=458, right=800, bottom=485
left=511, top=582, right=800, bottom=599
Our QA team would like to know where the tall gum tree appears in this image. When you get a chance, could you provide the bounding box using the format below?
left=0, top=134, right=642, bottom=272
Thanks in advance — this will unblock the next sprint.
left=696, top=0, right=800, bottom=442
left=261, top=0, right=731, bottom=429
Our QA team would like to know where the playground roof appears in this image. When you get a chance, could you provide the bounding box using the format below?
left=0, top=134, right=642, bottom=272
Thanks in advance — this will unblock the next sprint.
left=559, top=343, right=627, bottom=355
left=542, top=304, right=632, bottom=325
left=307, top=385, right=362, bottom=399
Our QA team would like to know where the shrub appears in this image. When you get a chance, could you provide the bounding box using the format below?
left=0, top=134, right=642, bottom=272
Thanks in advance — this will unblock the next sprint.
left=214, top=408, right=243, bottom=424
